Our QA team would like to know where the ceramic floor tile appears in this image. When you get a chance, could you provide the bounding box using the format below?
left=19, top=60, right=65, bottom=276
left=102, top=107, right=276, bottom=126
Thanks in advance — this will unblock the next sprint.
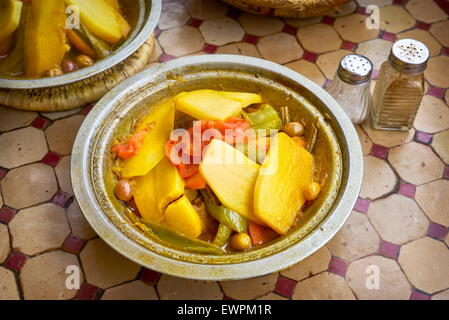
left=0, top=127, right=48, bottom=169
left=55, top=156, right=72, bottom=195
left=328, top=0, right=357, bottom=17
left=239, top=13, right=284, bottom=36
left=367, top=194, right=429, bottom=245
left=425, top=56, right=449, bottom=88
left=215, top=42, right=261, bottom=58
left=257, top=292, right=289, bottom=300
left=357, top=0, right=392, bottom=7
left=220, top=273, right=278, bottom=300
left=361, top=121, right=415, bottom=147
left=257, top=33, right=303, bottom=64
left=389, top=142, right=444, bottom=185
left=405, top=0, right=447, bottom=24
left=280, top=246, right=331, bottom=281
left=101, top=281, right=158, bottom=300
left=359, top=156, right=397, bottom=200
left=297, top=24, right=342, bottom=54
left=356, top=39, right=392, bottom=70
left=45, top=115, right=84, bottom=156
left=430, top=20, right=449, bottom=47
left=397, top=29, right=442, bottom=57
left=185, top=0, right=228, bottom=21
left=67, top=201, right=96, bottom=240
left=284, top=59, right=326, bottom=86
left=398, top=237, right=449, bottom=294
left=40, top=108, right=81, bottom=120
left=334, top=13, right=379, bottom=43
left=316, top=49, right=352, bottom=79
left=1, top=163, right=58, bottom=209
left=415, top=179, right=449, bottom=226
left=159, top=1, right=190, bottom=30
left=9, top=203, right=70, bottom=255
left=284, top=17, right=321, bottom=28
left=158, top=275, right=223, bottom=300
left=346, top=255, right=411, bottom=300
left=355, top=125, right=372, bottom=155
left=292, top=272, right=356, bottom=300
left=0, top=267, right=19, bottom=300
left=149, top=40, right=163, bottom=63
left=0, top=106, right=37, bottom=133
left=80, top=238, right=140, bottom=289
left=432, top=289, right=449, bottom=300
left=432, top=129, right=449, bottom=164
left=379, top=5, right=416, bottom=34
left=199, top=17, right=244, bottom=46
left=0, top=224, right=10, bottom=264
left=414, top=96, right=449, bottom=134
left=20, top=250, right=82, bottom=300
left=159, top=26, right=205, bottom=57
left=327, top=211, right=381, bottom=261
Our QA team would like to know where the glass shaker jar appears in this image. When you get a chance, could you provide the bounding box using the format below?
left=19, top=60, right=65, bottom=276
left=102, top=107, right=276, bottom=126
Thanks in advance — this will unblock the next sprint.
left=326, top=54, right=373, bottom=124
left=371, top=39, right=429, bottom=131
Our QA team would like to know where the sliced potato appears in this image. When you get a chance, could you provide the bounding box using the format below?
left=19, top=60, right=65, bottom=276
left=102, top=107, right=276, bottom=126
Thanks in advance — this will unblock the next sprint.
left=133, top=169, right=163, bottom=223
left=165, top=196, right=203, bottom=238
left=219, top=91, right=262, bottom=107
left=254, top=132, right=314, bottom=235
left=0, top=0, right=23, bottom=41
left=153, top=157, right=185, bottom=214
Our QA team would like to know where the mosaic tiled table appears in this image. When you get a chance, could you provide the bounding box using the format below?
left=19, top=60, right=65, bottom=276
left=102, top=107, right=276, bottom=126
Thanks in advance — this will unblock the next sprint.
left=0, top=0, right=448, bottom=300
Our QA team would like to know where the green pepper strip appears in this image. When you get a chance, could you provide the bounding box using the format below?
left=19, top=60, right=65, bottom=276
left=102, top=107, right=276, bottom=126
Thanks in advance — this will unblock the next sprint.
left=242, top=104, right=282, bottom=135
left=125, top=209, right=224, bottom=254
left=213, top=224, right=232, bottom=247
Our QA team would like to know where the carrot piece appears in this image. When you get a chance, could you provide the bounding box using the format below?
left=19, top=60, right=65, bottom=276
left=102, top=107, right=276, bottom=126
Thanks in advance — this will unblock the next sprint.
left=111, top=129, right=149, bottom=160
left=248, top=222, right=278, bottom=246
left=176, top=163, right=199, bottom=179
left=185, top=172, right=207, bottom=190
left=66, top=29, right=97, bottom=59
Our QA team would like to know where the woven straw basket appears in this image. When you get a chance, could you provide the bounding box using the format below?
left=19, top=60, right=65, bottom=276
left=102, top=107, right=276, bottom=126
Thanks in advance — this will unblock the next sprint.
left=222, top=0, right=349, bottom=18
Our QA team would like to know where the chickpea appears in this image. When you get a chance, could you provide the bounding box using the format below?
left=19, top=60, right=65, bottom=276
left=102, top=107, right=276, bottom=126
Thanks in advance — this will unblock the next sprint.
left=115, top=179, right=134, bottom=202
left=43, top=67, right=63, bottom=77
left=282, top=122, right=304, bottom=137
left=304, top=182, right=321, bottom=201
left=230, top=233, right=251, bottom=251
left=62, top=59, right=78, bottom=73
left=75, top=54, right=94, bottom=68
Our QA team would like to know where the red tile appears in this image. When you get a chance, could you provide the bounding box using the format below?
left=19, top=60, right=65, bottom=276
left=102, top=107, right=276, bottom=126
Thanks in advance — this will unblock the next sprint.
left=442, top=47, right=449, bottom=56
left=434, top=0, right=449, bottom=15
left=371, top=69, right=379, bottom=80
left=393, top=0, right=407, bottom=6
left=444, top=166, right=449, bottom=180
left=0, top=167, right=7, bottom=181
left=415, top=21, right=431, bottom=30
left=203, top=44, right=218, bottom=54
left=41, top=152, right=62, bottom=167
left=81, top=103, right=95, bottom=116
left=427, top=222, right=447, bottom=241
left=427, top=86, right=445, bottom=99
left=223, top=296, right=234, bottom=300
left=0, top=207, right=16, bottom=224
left=321, top=16, right=335, bottom=25
left=243, top=34, right=258, bottom=45
left=378, top=240, right=400, bottom=259
left=63, top=236, right=86, bottom=254
left=275, top=277, right=296, bottom=298
left=302, top=51, right=318, bottom=63
left=140, top=268, right=161, bottom=285
left=159, top=53, right=176, bottom=63
left=370, top=143, right=389, bottom=159
left=31, top=117, right=48, bottom=130
left=382, top=31, right=396, bottom=42
left=354, top=197, right=370, bottom=214
left=357, top=7, right=368, bottom=15
left=328, top=256, right=348, bottom=277
left=414, top=131, right=433, bottom=144
left=52, top=191, right=73, bottom=208
left=398, top=182, right=416, bottom=198
left=410, top=290, right=431, bottom=300
left=4, top=252, right=28, bottom=271
left=76, top=283, right=100, bottom=300
left=187, top=18, right=203, bottom=28
left=282, top=24, right=296, bottom=35
left=341, top=40, right=356, bottom=51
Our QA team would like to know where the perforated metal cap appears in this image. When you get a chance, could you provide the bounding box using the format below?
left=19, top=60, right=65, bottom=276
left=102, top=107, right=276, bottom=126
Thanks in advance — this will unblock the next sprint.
left=389, top=39, right=429, bottom=74
left=337, top=54, right=373, bottom=84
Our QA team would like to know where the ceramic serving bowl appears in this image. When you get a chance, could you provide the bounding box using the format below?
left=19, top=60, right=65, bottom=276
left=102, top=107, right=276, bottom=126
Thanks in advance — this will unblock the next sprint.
left=0, top=0, right=161, bottom=89
left=71, top=55, right=363, bottom=281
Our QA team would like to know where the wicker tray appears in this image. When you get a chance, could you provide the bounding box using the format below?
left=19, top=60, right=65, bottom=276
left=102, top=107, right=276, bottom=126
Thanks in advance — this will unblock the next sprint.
left=222, top=0, right=349, bottom=18
left=0, top=37, right=155, bottom=112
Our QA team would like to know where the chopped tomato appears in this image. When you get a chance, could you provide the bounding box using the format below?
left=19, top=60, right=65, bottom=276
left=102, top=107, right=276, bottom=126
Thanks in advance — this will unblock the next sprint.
left=111, top=129, right=149, bottom=160
left=176, top=163, right=199, bottom=178
left=248, top=222, right=278, bottom=246
left=185, top=172, right=207, bottom=189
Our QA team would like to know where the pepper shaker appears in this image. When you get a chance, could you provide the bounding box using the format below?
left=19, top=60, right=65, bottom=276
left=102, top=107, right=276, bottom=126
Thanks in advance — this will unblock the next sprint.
left=326, top=54, right=373, bottom=124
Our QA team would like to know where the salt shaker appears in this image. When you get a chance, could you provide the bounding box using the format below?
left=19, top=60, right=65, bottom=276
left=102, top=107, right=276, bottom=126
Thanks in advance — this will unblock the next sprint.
left=326, top=54, right=373, bottom=124
left=371, top=39, right=429, bottom=131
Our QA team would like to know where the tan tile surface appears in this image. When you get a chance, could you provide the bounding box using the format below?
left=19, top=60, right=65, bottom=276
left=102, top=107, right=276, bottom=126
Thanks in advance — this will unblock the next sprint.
left=102, top=281, right=158, bottom=300
left=397, top=29, right=442, bottom=57
left=257, top=33, right=303, bottom=64
left=0, top=224, right=10, bottom=263
left=284, top=59, right=326, bottom=86
left=67, top=201, right=96, bottom=240
left=432, top=129, right=449, bottom=164
left=159, top=1, right=190, bottom=30
left=257, top=293, right=288, bottom=300
left=297, top=24, right=342, bottom=54
left=220, top=273, right=278, bottom=299
left=415, top=179, right=449, bottom=226
left=355, top=125, right=372, bottom=155
left=316, top=49, right=352, bottom=79
left=368, top=194, right=429, bottom=244
left=327, top=211, right=381, bottom=261
left=185, top=0, right=228, bottom=21
left=399, top=237, right=449, bottom=294
left=328, top=1, right=357, bottom=17
left=45, top=115, right=84, bottom=156
left=199, top=17, right=244, bottom=46
left=0, top=267, right=20, bottom=300
left=414, top=96, right=449, bottom=133
left=357, top=0, right=392, bottom=6
left=432, top=289, right=449, bottom=300
left=346, top=256, right=411, bottom=300
left=0, top=127, right=47, bottom=169
left=158, top=275, right=223, bottom=300
left=10, top=203, right=70, bottom=255
left=239, top=13, right=284, bottom=36
left=356, top=39, right=392, bottom=70
left=216, top=42, right=261, bottom=58
left=293, top=272, right=356, bottom=300
left=55, top=156, right=72, bottom=195
left=281, top=246, right=331, bottom=281
left=362, top=121, right=415, bottom=147
left=80, top=238, right=140, bottom=289
left=284, top=17, right=321, bottom=28
left=0, top=106, right=36, bottom=132
left=389, top=142, right=444, bottom=185
left=405, top=0, right=447, bottom=24
left=41, top=108, right=81, bottom=120
left=425, top=56, right=449, bottom=88
left=159, top=26, right=205, bottom=57
left=430, top=20, right=449, bottom=47
left=380, top=5, right=416, bottom=33
left=1, top=163, right=58, bottom=209
left=335, top=14, right=379, bottom=43
left=20, top=250, right=82, bottom=300
left=359, top=156, right=397, bottom=200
